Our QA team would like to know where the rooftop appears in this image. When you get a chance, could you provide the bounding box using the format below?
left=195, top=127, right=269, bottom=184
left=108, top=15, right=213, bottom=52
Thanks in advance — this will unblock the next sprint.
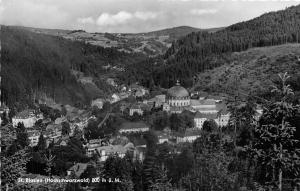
left=167, top=80, right=189, bottom=98
left=120, top=121, right=149, bottom=130
left=190, top=99, right=216, bottom=106
left=14, top=109, right=36, bottom=119
left=199, top=99, right=216, bottom=105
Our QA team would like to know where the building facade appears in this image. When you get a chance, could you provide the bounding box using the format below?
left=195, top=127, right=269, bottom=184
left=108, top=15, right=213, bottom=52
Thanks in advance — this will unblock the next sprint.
left=194, top=111, right=230, bottom=129
left=12, top=109, right=43, bottom=128
left=129, top=104, right=143, bottom=116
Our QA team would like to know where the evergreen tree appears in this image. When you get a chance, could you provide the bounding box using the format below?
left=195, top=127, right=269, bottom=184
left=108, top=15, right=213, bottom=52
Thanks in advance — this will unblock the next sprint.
left=16, top=122, right=29, bottom=148
left=247, top=73, right=300, bottom=190
left=99, top=155, right=134, bottom=191
left=149, top=166, right=173, bottom=191
left=1, top=111, right=9, bottom=126
left=62, top=121, right=71, bottom=136
left=1, top=149, right=30, bottom=190
left=80, top=164, right=97, bottom=187
left=202, top=119, right=218, bottom=133
left=37, top=132, right=47, bottom=151
left=44, top=151, right=55, bottom=177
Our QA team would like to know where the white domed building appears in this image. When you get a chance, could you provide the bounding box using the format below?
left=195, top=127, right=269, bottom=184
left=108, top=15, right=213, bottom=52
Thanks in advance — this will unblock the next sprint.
left=163, top=80, right=191, bottom=113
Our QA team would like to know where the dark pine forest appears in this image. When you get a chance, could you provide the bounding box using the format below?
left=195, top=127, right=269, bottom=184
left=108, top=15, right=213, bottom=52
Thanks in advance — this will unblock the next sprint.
left=0, top=26, right=146, bottom=109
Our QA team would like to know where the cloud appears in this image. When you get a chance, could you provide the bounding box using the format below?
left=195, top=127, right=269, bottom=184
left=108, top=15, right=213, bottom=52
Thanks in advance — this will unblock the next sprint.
left=0, top=0, right=5, bottom=22
left=97, top=11, right=132, bottom=26
left=77, top=17, right=95, bottom=24
left=96, top=11, right=157, bottom=26
left=134, top=11, right=157, bottom=20
left=0, top=0, right=69, bottom=29
left=190, top=9, right=218, bottom=15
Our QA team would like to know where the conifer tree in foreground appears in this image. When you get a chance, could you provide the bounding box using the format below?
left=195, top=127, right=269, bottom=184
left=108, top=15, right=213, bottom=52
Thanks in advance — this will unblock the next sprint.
left=248, top=73, right=300, bottom=190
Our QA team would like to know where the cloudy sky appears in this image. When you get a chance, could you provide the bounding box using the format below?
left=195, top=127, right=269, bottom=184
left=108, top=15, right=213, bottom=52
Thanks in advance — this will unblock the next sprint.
left=0, top=0, right=299, bottom=33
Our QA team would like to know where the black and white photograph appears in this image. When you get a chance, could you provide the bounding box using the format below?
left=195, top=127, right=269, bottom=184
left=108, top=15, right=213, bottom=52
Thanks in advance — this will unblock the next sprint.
left=1, top=0, right=300, bottom=190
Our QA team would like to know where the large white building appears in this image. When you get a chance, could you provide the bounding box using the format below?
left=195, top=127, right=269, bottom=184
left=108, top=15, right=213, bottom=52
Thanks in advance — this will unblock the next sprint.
left=87, top=143, right=134, bottom=162
left=12, top=109, right=43, bottom=128
left=194, top=111, right=230, bottom=129
left=119, top=121, right=149, bottom=133
left=176, top=129, right=201, bottom=143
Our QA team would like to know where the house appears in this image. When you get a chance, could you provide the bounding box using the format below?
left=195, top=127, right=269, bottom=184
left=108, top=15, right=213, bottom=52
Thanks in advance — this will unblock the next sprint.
left=56, top=136, right=69, bottom=146
left=194, top=112, right=218, bottom=129
left=129, top=84, right=149, bottom=97
left=45, top=123, right=62, bottom=143
left=0, top=105, right=9, bottom=125
left=91, top=98, right=104, bottom=109
left=0, top=104, right=10, bottom=115
left=255, top=105, right=263, bottom=121
left=54, top=116, right=67, bottom=125
left=155, top=94, right=166, bottom=103
left=102, top=64, right=111, bottom=70
left=106, top=78, right=117, bottom=87
left=67, top=163, right=88, bottom=177
left=120, top=84, right=127, bottom=92
left=86, top=139, right=102, bottom=157
left=155, top=128, right=173, bottom=144
left=111, top=93, right=121, bottom=103
left=27, top=131, right=42, bottom=147
left=163, top=103, right=170, bottom=112
left=119, top=121, right=150, bottom=133
left=140, top=103, right=152, bottom=113
left=119, top=92, right=130, bottom=99
left=95, top=144, right=133, bottom=162
left=129, top=104, right=143, bottom=116
left=176, top=129, right=201, bottom=143
left=194, top=111, right=230, bottom=129
left=216, top=110, right=230, bottom=127
left=133, top=146, right=146, bottom=161
left=197, top=91, right=209, bottom=100
left=144, top=95, right=166, bottom=108
left=157, top=132, right=170, bottom=144
left=12, top=109, right=43, bottom=128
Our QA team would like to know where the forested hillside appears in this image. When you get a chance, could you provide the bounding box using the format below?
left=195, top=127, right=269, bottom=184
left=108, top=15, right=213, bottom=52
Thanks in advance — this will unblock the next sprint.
left=139, top=26, right=221, bottom=39
left=192, top=44, right=300, bottom=101
left=0, top=26, right=146, bottom=109
left=120, top=4, right=300, bottom=88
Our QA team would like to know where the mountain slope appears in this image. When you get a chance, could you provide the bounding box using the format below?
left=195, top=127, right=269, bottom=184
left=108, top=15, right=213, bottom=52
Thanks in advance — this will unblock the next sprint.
left=192, top=44, right=300, bottom=100
left=125, top=4, right=300, bottom=88
left=140, top=26, right=201, bottom=38
left=0, top=26, right=146, bottom=109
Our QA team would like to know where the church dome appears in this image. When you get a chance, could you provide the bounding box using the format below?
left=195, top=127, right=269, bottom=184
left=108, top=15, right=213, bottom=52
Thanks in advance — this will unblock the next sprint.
left=167, top=80, right=189, bottom=98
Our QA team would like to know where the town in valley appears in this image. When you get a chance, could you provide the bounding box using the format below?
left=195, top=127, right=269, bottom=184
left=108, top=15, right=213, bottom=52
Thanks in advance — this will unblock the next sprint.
left=1, top=1, right=300, bottom=191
